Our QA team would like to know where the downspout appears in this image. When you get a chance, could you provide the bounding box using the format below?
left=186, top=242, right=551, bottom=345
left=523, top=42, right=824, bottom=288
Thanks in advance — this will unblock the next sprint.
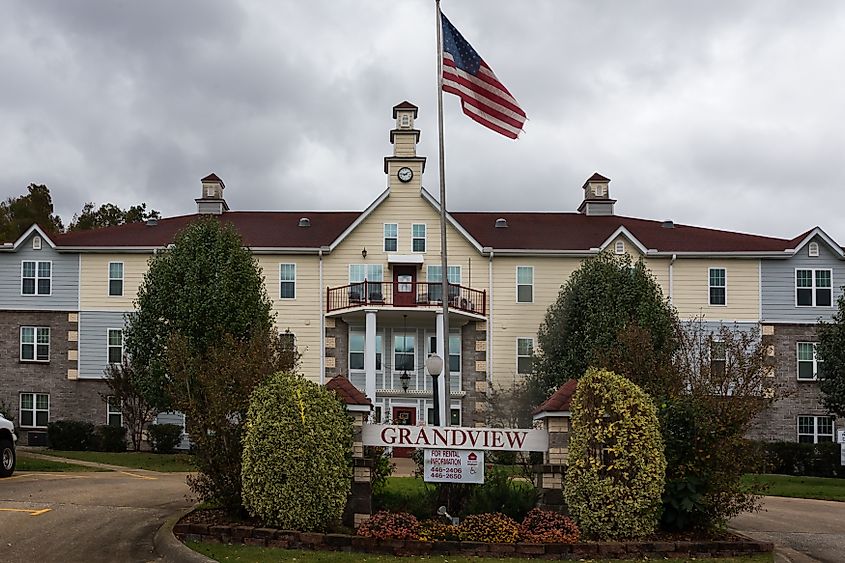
left=669, top=253, right=677, bottom=303
left=487, top=250, right=494, bottom=387
left=319, top=248, right=325, bottom=384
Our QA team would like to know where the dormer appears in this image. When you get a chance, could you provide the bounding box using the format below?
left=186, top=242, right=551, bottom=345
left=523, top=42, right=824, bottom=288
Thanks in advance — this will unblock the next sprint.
left=196, top=173, right=229, bottom=215
left=577, top=172, right=616, bottom=216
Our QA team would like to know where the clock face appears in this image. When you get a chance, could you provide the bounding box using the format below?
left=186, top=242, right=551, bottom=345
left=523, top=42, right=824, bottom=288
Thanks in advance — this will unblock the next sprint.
left=398, top=167, right=413, bottom=183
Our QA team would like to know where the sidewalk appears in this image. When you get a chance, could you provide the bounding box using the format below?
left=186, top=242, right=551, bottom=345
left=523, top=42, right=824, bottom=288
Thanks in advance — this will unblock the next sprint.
left=17, top=446, right=145, bottom=472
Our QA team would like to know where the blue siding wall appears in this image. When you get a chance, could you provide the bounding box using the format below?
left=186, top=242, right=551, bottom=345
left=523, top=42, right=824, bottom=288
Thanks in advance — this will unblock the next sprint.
left=78, top=310, right=129, bottom=379
left=762, top=236, right=844, bottom=323
left=0, top=232, right=79, bottom=310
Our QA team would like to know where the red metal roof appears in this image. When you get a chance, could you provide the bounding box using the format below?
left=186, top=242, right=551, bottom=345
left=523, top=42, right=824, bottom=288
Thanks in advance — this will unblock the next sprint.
left=451, top=212, right=792, bottom=253
left=201, top=173, right=223, bottom=183
left=533, top=379, right=577, bottom=415
left=326, top=375, right=371, bottom=407
left=53, top=211, right=360, bottom=248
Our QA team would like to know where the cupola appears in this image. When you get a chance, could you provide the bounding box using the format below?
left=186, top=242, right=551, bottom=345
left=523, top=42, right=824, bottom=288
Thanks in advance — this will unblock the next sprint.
left=577, top=172, right=616, bottom=216
left=196, top=173, right=229, bottom=215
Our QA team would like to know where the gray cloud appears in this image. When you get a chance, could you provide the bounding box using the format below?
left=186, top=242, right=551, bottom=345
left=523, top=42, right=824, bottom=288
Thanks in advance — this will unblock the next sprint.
left=1, top=0, right=843, bottom=242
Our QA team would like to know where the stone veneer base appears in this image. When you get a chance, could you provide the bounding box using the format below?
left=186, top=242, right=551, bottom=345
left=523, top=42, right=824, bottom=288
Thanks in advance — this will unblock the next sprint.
left=174, top=521, right=773, bottom=560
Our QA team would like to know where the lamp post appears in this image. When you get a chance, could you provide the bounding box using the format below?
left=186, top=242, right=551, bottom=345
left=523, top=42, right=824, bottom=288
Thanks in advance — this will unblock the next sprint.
left=426, top=353, right=443, bottom=426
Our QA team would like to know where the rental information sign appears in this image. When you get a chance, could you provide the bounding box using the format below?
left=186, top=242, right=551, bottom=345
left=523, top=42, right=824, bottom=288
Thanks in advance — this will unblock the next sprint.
left=362, top=425, right=549, bottom=452
left=424, top=449, right=484, bottom=484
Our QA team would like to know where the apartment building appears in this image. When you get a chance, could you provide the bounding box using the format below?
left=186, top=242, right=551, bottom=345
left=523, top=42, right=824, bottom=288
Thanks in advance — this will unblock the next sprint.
left=1, top=101, right=842, bottom=445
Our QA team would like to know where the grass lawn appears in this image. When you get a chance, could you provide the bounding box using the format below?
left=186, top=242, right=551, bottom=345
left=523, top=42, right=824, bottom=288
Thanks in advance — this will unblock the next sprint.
left=39, top=450, right=194, bottom=472
left=16, top=453, right=102, bottom=472
left=744, top=473, right=845, bottom=501
left=187, top=542, right=772, bottom=563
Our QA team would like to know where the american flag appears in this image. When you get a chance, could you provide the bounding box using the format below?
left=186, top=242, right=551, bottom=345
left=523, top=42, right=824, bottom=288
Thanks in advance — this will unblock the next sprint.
left=441, top=13, right=527, bottom=139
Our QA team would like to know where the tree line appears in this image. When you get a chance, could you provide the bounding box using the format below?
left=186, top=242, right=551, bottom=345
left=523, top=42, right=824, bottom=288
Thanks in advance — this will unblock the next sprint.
left=0, top=183, right=159, bottom=242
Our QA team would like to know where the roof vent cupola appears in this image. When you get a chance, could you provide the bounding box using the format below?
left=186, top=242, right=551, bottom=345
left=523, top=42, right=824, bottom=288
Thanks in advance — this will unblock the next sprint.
left=384, top=101, right=426, bottom=189
left=495, top=218, right=508, bottom=228
left=577, top=172, right=616, bottom=216
left=196, top=173, right=229, bottom=215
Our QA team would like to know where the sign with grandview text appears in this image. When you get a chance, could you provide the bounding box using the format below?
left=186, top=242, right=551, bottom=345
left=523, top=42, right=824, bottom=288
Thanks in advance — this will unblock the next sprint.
left=424, top=449, right=484, bottom=483
left=362, top=424, right=549, bottom=452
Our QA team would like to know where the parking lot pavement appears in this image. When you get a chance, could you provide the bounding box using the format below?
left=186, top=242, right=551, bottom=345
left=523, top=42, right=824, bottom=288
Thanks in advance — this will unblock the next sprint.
left=0, top=470, right=192, bottom=562
left=731, top=495, right=845, bottom=563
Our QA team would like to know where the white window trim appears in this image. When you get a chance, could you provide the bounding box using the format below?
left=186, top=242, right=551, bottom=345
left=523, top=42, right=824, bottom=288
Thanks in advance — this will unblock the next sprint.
left=20, top=326, right=50, bottom=363
left=393, top=331, right=417, bottom=377
left=614, top=240, right=625, bottom=255
left=107, top=328, right=124, bottom=365
left=797, top=415, right=834, bottom=443
left=349, top=329, right=384, bottom=372
left=279, top=263, right=297, bottom=300
left=516, top=266, right=534, bottom=304
left=20, top=392, right=49, bottom=429
left=411, top=223, right=427, bottom=253
left=21, top=260, right=53, bottom=296
left=108, top=261, right=124, bottom=297
left=107, top=396, right=123, bottom=427
left=425, top=331, right=462, bottom=376
left=708, top=267, right=727, bottom=307
left=808, top=242, right=820, bottom=257
left=795, top=267, right=833, bottom=307
left=516, top=337, right=534, bottom=375
left=383, top=223, right=399, bottom=253
left=349, top=264, right=384, bottom=283
left=796, top=342, right=823, bottom=381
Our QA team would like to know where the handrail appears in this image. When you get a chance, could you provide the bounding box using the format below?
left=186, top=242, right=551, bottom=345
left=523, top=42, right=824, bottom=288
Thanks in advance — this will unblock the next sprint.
left=326, top=280, right=486, bottom=315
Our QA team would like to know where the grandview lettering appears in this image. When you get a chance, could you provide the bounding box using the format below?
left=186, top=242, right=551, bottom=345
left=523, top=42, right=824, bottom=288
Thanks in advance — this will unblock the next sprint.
left=363, top=424, right=549, bottom=452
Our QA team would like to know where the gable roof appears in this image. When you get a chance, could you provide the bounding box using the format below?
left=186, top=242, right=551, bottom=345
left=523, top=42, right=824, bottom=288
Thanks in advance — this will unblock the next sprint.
left=532, top=379, right=577, bottom=416
left=451, top=212, right=794, bottom=254
left=786, top=227, right=845, bottom=258
left=52, top=211, right=360, bottom=250
left=326, top=375, right=371, bottom=407
left=0, top=224, right=58, bottom=251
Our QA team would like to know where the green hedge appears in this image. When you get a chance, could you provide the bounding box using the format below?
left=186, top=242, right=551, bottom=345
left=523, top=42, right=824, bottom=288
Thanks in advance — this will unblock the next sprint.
left=147, top=423, right=184, bottom=453
left=761, top=441, right=842, bottom=478
left=48, top=420, right=96, bottom=450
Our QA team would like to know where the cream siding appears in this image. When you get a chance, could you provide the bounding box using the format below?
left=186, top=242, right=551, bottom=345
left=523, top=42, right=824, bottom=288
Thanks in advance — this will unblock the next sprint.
left=672, top=259, right=760, bottom=321
left=80, top=254, right=152, bottom=310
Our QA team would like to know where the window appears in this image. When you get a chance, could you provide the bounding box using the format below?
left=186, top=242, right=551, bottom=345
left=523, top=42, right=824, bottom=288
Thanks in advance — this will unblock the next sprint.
left=427, top=265, right=461, bottom=301
left=394, top=332, right=416, bottom=372
left=808, top=242, right=820, bottom=257
left=20, top=393, right=49, bottom=428
left=280, top=331, right=296, bottom=354
left=709, top=268, right=726, bottom=306
left=796, top=269, right=832, bottom=307
left=21, top=327, right=50, bottom=362
left=107, top=396, right=123, bottom=427
left=349, top=264, right=384, bottom=301
left=797, top=415, right=834, bottom=443
left=516, top=266, right=534, bottom=303
left=427, top=407, right=461, bottom=426
left=107, top=329, right=123, bottom=364
left=32, top=235, right=42, bottom=250
left=280, top=263, right=296, bottom=299
left=427, top=334, right=461, bottom=373
left=374, top=406, right=383, bottom=423
left=797, top=342, right=824, bottom=380
left=710, top=339, right=726, bottom=377
left=412, top=224, right=426, bottom=252
left=615, top=240, right=625, bottom=255
left=384, top=223, right=398, bottom=252
left=517, top=338, right=534, bottom=375
left=21, top=260, right=51, bottom=295
left=349, top=331, right=383, bottom=371
left=108, top=262, right=124, bottom=296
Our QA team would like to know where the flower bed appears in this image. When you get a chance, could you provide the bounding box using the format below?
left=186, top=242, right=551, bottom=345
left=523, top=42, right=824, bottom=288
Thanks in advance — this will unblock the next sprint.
left=174, top=516, right=773, bottom=560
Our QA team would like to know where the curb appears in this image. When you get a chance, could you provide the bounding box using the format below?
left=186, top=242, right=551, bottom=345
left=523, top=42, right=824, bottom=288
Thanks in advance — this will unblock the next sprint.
left=154, top=507, right=215, bottom=562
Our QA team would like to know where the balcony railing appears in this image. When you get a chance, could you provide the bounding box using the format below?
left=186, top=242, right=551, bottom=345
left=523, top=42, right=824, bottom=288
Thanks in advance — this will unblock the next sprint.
left=326, top=281, right=486, bottom=315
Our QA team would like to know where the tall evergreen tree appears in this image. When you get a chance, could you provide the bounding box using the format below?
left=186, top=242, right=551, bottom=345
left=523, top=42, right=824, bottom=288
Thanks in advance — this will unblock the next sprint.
left=0, top=184, right=63, bottom=241
left=818, top=289, right=845, bottom=416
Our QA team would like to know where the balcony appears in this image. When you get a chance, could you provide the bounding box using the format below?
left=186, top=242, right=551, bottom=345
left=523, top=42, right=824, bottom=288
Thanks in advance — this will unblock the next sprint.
left=326, top=281, right=486, bottom=316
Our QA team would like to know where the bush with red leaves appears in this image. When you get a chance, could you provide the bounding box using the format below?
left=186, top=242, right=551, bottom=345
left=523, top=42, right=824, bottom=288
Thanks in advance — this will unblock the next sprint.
left=519, top=508, right=580, bottom=543
left=356, top=510, right=420, bottom=540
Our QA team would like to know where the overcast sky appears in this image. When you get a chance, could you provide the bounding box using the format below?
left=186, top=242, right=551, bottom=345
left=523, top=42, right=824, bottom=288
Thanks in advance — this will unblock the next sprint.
left=2, top=1, right=843, bottom=243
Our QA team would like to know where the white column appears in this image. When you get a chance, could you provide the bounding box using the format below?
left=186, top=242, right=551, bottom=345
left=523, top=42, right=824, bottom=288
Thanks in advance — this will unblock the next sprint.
left=365, top=309, right=377, bottom=408
left=435, top=311, right=447, bottom=426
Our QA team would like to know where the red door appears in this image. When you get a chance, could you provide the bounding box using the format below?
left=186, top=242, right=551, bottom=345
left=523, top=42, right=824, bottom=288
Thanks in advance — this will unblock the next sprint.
left=393, top=266, right=416, bottom=307
left=392, top=406, right=416, bottom=458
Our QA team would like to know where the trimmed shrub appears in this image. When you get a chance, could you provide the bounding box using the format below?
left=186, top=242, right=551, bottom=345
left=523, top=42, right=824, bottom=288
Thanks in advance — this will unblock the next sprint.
left=519, top=508, right=579, bottom=543
left=458, top=512, right=520, bottom=543
left=763, top=441, right=841, bottom=478
left=93, top=425, right=127, bottom=452
left=147, top=423, right=183, bottom=453
left=47, top=420, right=95, bottom=451
left=419, top=519, right=459, bottom=542
left=242, top=371, right=352, bottom=531
left=357, top=511, right=420, bottom=540
left=564, top=368, right=666, bottom=539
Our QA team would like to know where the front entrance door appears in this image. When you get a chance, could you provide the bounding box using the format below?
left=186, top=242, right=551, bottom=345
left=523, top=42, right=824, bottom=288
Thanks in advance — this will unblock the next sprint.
left=392, top=406, right=416, bottom=457
left=393, top=266, right=416, bottom=307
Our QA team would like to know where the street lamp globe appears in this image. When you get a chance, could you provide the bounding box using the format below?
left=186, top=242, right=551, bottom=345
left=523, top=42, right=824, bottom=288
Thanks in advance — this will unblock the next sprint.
left=426, top=353, right=443, bottom=377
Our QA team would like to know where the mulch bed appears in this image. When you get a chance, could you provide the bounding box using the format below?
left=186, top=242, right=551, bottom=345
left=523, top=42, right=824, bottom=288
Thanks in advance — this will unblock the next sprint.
left=175, top=508, right=772, bottom=559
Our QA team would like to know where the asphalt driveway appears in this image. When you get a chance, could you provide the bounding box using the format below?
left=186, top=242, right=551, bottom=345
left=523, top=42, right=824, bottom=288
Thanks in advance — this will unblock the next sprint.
left=731, top=495, right=845, bottom=563
left=0, top=468, right=192, bottom=562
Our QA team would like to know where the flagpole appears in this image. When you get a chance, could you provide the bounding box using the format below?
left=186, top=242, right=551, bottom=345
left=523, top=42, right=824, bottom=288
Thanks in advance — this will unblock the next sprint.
left=435, top=0, right=451, bottom=427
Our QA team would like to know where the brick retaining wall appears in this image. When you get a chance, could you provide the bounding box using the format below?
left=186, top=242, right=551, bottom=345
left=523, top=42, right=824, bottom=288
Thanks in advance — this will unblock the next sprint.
left=174, top=521, right=773, bottom=559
